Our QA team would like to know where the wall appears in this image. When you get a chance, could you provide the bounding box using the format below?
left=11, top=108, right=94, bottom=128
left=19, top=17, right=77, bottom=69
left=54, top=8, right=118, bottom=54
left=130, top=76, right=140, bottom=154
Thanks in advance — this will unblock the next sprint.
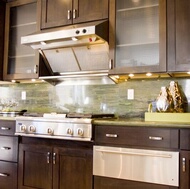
left=0, top=78, right=190, bottom=118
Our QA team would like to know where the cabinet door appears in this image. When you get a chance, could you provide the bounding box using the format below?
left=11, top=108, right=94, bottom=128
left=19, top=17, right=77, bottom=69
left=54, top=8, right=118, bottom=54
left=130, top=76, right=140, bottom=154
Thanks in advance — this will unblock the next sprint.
left=0, top=161, right=17, bottom=189
left=109, top=0, right=166, bottom=75
left=180, top=151, right=190, bottom=189
left=18, top=144, right=53, bottom=189
left=53, top=147, right=93, bottom=189
left=167, top=0, right=190, bottom=72
left=0, top=2, right=5, bottom=81
left=72, top=0, right=109, bottom=24
left=41, top=0, right=72, bottom=29
left=3, top=0, right=40, bottom=81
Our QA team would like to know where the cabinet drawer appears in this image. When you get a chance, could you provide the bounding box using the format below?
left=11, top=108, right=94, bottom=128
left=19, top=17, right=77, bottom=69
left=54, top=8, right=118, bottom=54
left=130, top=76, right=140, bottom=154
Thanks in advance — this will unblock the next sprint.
left=95, top=126, right=179, bottom=149
left=0, top=120, right=15, bottom=135
left=0, top=161, right=17, bottom=189
left=0, top=136, right=18, bottom=162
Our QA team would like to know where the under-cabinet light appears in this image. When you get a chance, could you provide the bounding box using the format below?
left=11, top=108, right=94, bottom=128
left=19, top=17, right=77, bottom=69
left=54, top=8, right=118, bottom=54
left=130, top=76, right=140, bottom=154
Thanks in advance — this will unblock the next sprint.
left=146, top=73, right=152, bottom=77
left=72, top=37, right=78, bottom=41
left=128, top=74, right=134, bottom=77
left=40, top=41, right=47, bottom=45
left=187, top=72, right=190, bottom=75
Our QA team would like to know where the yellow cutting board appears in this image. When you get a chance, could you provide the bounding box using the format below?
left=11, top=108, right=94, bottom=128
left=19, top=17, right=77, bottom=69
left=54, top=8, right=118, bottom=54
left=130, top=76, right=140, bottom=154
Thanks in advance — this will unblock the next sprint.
left=145, top=112, right=190, bottom=123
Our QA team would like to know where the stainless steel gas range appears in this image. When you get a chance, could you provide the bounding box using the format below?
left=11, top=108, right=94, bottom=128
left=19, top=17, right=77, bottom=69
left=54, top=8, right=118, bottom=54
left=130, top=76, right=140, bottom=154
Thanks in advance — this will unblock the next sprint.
left=15, top=113, right=114, bottom=141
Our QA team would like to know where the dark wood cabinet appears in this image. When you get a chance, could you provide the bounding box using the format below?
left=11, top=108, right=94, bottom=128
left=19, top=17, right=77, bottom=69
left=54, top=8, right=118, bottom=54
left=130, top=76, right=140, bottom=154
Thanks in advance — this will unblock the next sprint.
left=180, top=150, right=190, bottom=189
left=0, top=120, right=18, bottom=189
left=167, top=0, right=190, bottom=72
left=0, top=161, right=18, bottom=189
left=109, top=0, right=167, bottom=75
left=0, top=1, right=5, bottom=81
left=95, top=125, right=179, bottom=149
left=19, top=144, right=53, bottom=189
left=19, top=138, right=93, bottom=189
left=53, top=147, right=93, bottom=189
left=3, top=0, right=51, bottom=81
left=94, top=124, right=179, bottom=189
left=40, top=0, right=109, bottom=29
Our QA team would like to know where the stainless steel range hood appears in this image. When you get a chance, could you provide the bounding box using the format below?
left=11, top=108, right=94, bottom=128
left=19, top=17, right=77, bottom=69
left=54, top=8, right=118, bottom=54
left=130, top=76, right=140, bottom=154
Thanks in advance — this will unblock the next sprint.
left=21, top=20, right=115, bottom=85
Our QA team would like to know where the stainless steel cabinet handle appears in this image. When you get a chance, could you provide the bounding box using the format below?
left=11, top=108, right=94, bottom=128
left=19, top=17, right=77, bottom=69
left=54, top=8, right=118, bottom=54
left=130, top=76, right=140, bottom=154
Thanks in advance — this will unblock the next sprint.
left=106, top=134, right=118, bottom=138
left=1, top=127, right=10, bottom=130
left=182, top=158, right=186, bottom=172
left=53, top=153, right=56, bottom=165
left=149, top=136, right=163, bottom=141
left=0, top=173, right=9, bottom=177
left=47, top=152, right=50, bottom=164
left=68, top=10, right=71, bottom=20
left=109, top=59, right=113, bottom=69
left=96, top=149, right=172, bottom=158
left=73, top=9, right=77, bottom=19
left=34, top=65, right=38, bottom=74
left=1, top=147, right=11, bottom=150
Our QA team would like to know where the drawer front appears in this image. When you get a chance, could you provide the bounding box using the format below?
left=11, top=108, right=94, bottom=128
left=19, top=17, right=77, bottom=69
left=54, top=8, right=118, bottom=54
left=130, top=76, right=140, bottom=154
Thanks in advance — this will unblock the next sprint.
left=0, top=120, right=15, bottom=136
left=0, top=136, right=18, bottom=162
left=0, top=161, right=17, bottom=189
left=95, top=126, right=179, bottom=149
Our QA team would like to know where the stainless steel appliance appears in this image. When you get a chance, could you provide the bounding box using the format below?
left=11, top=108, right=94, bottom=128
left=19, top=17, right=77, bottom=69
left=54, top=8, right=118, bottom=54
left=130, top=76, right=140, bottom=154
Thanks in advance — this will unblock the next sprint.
left=93, top=146, right=179, bottom=187
left=15, top=113, right=114, bottom=141
left=20, top=20, right=114, bottom=85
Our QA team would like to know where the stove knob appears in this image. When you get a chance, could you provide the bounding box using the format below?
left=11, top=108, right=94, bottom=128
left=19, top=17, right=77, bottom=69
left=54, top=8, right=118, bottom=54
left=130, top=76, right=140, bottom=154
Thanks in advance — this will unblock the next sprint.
left=47, top=128, right=53, bottom=135
left=77, top=128, right=84, bottom=136
left=67, top=128, right=73, bottom=135
left=20, top=125, right=26, bottom=132
left=29, top=125, right=36, bottom=133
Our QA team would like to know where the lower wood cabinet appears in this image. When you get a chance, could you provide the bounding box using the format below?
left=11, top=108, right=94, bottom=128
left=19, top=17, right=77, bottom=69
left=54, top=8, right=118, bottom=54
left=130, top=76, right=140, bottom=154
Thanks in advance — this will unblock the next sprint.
left=18, top=138, right=93, bottom=189
left=94, top=176, right=178, bottom=189
left=0, top=120, right=17, bottom=189
left=0, top=161, right=17, bottom=189
left=180, top=151, right=190, bottom=189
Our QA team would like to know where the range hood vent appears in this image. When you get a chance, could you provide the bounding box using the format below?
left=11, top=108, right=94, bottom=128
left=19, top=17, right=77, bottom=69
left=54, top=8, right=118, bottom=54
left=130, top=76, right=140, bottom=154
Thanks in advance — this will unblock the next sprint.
left=21, top=20, right=115, bottom=85
left=21, top=20, right=109, bottom=50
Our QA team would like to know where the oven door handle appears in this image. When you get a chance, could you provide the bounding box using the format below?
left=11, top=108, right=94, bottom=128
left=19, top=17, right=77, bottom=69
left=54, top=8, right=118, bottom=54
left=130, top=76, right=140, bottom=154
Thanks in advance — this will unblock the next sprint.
left=95, top=149, right=172, bottom=158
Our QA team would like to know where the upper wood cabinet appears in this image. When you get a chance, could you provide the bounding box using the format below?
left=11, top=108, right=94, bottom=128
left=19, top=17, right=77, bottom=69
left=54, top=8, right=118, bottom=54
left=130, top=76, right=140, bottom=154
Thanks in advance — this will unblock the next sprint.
left=3, top=0, right=51, bottom=81
left=40, top=0, right=109, bottom=29
left=109, top=0, right=167, bottom=75
left=0, top=1, right=5, bottom=81
left=167, top=0, right=190, bottom=72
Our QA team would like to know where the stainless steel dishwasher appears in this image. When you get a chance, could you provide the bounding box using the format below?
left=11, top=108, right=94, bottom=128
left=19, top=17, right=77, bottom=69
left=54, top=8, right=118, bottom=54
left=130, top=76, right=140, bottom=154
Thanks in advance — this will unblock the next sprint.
left=93, top=146, right=179, bottom=187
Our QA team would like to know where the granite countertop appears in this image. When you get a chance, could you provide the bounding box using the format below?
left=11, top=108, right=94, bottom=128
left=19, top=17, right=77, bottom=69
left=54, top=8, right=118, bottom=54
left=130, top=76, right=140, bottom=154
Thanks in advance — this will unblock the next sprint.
left=92, top=118, right=190, bottom=128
